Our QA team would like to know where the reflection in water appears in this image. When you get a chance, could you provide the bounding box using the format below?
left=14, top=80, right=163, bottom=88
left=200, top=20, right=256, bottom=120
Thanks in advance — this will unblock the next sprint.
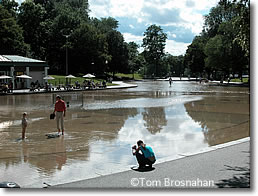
left=0, top=81, right=250, bottom=187
left=142, top=108, right=167, bottom=134
left=185, top=95, right=250, bottom=146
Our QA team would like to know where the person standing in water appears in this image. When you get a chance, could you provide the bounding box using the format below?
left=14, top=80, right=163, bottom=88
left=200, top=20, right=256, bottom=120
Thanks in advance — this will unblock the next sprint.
left=21, top=112, right=28, bottom=140
left=54, top=95, right=66, bottom=135
left=169, top=77, right=173, bottom=86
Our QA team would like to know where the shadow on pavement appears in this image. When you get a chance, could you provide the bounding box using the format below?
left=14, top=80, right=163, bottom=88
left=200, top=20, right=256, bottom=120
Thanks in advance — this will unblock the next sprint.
left=216, top=150, right=250, bottom=188
left=216, top=165, right=250, bottom=188
left=131, top=166, right=155, bottom=172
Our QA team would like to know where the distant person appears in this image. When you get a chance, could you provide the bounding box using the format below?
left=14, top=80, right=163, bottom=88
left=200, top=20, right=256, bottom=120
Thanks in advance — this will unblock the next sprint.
left=21, top=112, right=28, bottom=140
left=102, top=80, right=106, bottom=88
left=54, top=95, right=66, bottom=135
left=132, top=140, right=156, bottom=169
left=227, top=77, right=230, bottom=83
left=49, top=83, right=53, bottom=92
left=169, top=77, right=173, bottom=86
left=8, top=82, right=13, bottom=93
left=45, top=82, right=48, bottom=91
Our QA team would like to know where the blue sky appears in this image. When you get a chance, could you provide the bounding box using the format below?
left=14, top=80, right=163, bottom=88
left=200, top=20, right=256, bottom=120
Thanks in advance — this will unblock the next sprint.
left=16, top=0, right=219, bottom=56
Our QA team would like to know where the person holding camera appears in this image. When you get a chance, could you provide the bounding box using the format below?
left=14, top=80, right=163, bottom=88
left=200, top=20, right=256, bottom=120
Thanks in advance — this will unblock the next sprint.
left=132, top=140, right=156, bottom=169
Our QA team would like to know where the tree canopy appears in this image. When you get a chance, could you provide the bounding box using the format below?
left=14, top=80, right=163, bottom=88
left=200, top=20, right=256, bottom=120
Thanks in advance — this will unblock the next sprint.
left=184, top=0, right=249, bottom=80
left=0, top=0, right=249, bottom=80
left=0, top=4, right=29, bottom=55
left=142, top=24, right=167, bottom=77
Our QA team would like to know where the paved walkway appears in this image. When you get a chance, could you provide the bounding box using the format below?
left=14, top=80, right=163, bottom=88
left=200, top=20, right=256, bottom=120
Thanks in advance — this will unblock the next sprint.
left=53, top=138, right=250, bottom=188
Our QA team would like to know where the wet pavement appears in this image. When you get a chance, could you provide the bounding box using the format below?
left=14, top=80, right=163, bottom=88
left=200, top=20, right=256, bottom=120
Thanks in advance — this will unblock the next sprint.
left=0, top=81, right=250, bottom=187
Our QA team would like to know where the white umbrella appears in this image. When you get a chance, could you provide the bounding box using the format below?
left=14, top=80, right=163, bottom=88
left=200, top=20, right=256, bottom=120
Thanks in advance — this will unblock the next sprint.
left=65, top=74, right=76, bottom=79
left=16, top=75, right=32, bottom=79
left=43, top=75, right=55, bottom=80
left=0, top=75, right=12, bottom=79
left=83, top=74, right=95, bottom=78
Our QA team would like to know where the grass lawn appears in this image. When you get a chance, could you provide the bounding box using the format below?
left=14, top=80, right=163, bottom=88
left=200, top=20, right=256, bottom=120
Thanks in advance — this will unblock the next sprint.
left=49, top=75, right=116, bottom=86
left=113, top=73, right=143, bottom=80
left=230, top=78, right=249, bottom=83
left=48, top=73, right=143, bottom=87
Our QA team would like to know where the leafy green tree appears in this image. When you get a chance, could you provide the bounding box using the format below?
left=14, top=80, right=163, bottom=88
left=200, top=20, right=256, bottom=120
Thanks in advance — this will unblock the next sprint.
left=18, top=0, right=48, bottom=59
left=203, top=0, right=237, bottom=37
left=91, top=17, right=119, bottom=33
left=91, top=17, right=129, bottom=76
left=127, top=42, right=140, bottom=78
left=217, top=19, right=248, bottom=79
left=0, top=0, right=18, bottom=17
left=142, top=24, right=167, bottom=77
left=70, top=23, right=110, bottom=75
left=184, top=0, right=249, bottom=80
left=233, top=0, right=249, bottom=57
left=106, top=30, right=129, bottom=76
left=184, top=36, right=206, bottom=79
left=45, top=0, right=90, bottom=73
left=165, top=54, right=184, bottom=77
left=0, top=5, right=29, bottom=55
left=203, top=0, right=249, bottom=80
left=137, top=53, right=147, bottom=77
left=204, top=35, right=228, bottom=75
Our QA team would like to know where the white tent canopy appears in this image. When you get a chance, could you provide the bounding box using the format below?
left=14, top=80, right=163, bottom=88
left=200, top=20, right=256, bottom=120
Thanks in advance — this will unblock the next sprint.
left=83, top=74, right=95, bottom=78
left=65, top=74, right=76, bottom=79
left=0, top=75, right=12, bottom=79
left=43, top=75, right=55, bottom=80
left=16, top=75, right=32, bottom=79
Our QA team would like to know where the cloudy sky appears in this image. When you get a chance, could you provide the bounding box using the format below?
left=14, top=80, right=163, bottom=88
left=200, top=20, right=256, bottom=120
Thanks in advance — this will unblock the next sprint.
left=15, top=0, right=220, bottom=56
left=88, top=0, right=220, bottom=55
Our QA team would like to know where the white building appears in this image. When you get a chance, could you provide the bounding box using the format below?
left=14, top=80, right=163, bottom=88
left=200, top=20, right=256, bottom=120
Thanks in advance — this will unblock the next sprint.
left=0, top=55, right=49, bottom=89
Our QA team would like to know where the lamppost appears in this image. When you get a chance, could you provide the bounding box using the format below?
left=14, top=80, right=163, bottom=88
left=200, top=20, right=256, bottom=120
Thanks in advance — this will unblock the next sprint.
left=153, top=57, right=157, bottom=78
left=63, top=33, right=71, bottom=75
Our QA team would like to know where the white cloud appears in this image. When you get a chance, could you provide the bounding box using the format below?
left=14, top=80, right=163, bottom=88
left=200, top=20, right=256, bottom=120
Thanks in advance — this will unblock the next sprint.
left=193, top=0, right=219, bottom=11
left=89, top=0, right=144, bottom=18
left=179, top=11, right=204, bottom=34
left=129, top=24, right=135, bottom=29
left=15, top=0, right=23, bottom=4
left=123, top=33, right=144, bottom=44
left=165, top=40, right=190, bottom=56
left=88, top=0, right=219, bottom=55
left=123, top=33, right=190, bottom=56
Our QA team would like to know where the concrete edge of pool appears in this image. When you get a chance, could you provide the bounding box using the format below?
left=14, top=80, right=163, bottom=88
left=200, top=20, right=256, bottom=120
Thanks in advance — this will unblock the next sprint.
left=51, top=137, right=250, bottom=188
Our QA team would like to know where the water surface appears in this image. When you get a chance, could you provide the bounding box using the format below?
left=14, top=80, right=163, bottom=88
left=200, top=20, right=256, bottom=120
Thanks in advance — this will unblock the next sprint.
left=0, top=81, right=250, bottom=187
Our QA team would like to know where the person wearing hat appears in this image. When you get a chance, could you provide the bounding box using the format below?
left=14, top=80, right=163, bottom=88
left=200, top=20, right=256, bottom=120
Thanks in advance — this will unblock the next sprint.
left=21, top=112, right=28, bottom=140
left=53, top=95, right=66, bottom=135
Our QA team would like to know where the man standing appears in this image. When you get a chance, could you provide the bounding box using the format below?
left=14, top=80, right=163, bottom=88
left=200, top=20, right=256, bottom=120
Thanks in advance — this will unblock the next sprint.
left=54, top=95, right=66, bottom=135
left=132, top=140, right=156, bottom=169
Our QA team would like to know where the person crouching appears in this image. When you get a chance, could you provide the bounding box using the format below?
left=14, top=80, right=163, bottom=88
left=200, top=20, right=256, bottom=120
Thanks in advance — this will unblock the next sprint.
left=132, top=140, right=156, bottom=169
